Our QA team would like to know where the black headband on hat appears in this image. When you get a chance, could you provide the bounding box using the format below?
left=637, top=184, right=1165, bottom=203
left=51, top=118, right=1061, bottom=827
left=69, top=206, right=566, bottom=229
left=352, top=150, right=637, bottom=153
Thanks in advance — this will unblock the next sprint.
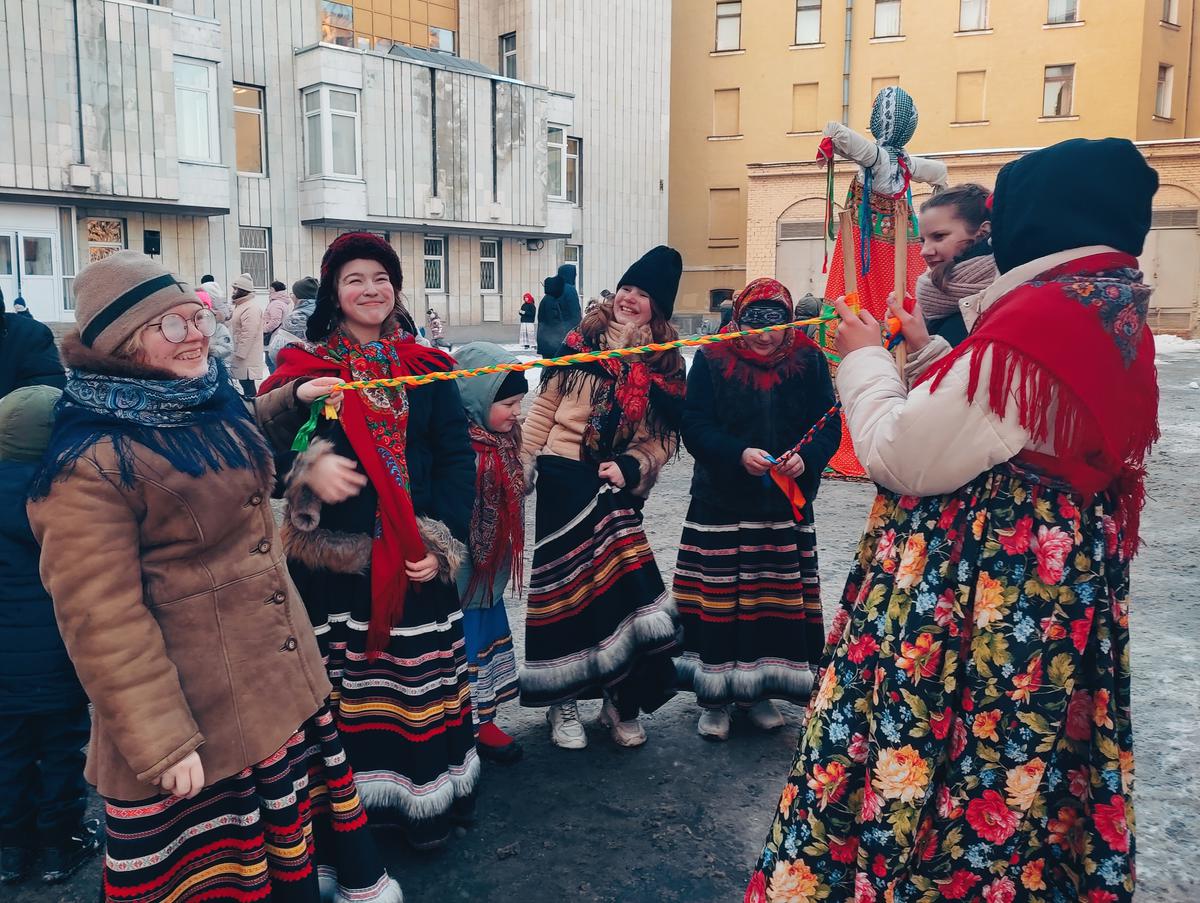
left=81, top=273, right=188, bottom=347
left=495, top=369, right=528, bottom=402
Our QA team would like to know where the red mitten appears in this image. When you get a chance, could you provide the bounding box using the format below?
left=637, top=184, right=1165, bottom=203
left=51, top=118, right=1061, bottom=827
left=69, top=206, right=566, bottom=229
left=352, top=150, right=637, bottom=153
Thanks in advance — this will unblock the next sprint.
left=816, top=136, right=835, bottom=162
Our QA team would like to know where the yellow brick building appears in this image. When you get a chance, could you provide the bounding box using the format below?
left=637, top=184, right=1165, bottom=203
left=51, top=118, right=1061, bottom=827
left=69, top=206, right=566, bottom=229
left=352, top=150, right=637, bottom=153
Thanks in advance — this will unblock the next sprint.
left=669, top=0, right=1200, bottom=333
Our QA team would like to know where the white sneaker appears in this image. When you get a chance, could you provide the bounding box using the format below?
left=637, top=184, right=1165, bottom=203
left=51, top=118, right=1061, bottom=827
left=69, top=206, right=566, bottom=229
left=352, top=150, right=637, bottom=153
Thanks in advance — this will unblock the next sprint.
left=598, top=699, right=647, bottom=748
left=746, top=699, right=787, bottom=731
left=547, top=702, right=588, bottom=749
left=697, top=707, right=731, bottom=741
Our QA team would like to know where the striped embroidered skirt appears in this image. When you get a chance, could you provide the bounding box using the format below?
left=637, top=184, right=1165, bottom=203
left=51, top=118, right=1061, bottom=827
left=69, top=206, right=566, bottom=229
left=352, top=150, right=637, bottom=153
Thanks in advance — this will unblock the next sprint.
left=674, top=499, right=825, bottom=706
left=462, top=601, right=520, bottom=727
left=520, top=456, right=680, bottom=714
left=102, top=706, right=401, bottom=903
left=291, top=562, right=480, bottom=827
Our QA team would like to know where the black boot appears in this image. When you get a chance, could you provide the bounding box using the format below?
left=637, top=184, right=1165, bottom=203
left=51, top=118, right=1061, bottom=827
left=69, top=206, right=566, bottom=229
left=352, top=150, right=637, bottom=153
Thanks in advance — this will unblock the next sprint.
left=404, top=813, right=452, bottom=852
left=41, top=818, right=101, bottom=884
left=0, top=845, right=34, bottom=884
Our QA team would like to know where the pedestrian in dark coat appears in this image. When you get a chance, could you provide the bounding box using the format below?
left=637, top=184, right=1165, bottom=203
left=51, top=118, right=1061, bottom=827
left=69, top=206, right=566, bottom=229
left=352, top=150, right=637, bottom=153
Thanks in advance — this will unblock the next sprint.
left=0, top=292, right=65, bottom=399
left=518, top=292, right=537, bottom=349
left=0, top=386, right=95, bottom=885
left=536, top=274, right=566, bottom=357
left=557, top=263, right=582, bottom=332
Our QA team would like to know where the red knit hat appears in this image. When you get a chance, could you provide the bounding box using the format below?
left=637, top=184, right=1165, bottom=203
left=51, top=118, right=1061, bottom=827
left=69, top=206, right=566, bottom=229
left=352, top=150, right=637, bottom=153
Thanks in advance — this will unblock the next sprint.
left=307, top=232, right=407, bottom=340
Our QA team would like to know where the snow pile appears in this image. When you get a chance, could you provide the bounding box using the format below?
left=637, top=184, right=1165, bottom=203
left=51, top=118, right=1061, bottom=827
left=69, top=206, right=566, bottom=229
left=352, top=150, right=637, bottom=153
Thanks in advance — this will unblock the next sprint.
left=1155, top=334, right=1200, bottom=359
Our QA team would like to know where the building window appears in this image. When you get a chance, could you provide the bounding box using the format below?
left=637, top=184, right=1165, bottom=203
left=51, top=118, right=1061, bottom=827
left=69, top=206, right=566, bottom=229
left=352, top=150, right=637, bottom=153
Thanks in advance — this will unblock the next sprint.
left=874, top=0, right=901, bottom=37
left=549, top=128, right=581, bottom=202
left=321, top=1, right=353, bottom=46
left=871, top=75, right=900, bottom=96
left=238, top=227, right=270, bottom=288
left=548, top=126, right=565, bottom=199
left=708, top=188, right=741, bottom=246
left=499, top=32, right=517, bottom=78
left=429, top=27, right=455, bottom=54
left=1047, top=0, right=1078, bottom=24
left=715, top=2, right=741, bottom=51
left=1042, top=64, right=1075, bottom=117
left=712, top=88, right=740, bottom=137
left=954, top=70, right=986, bottom=122
left=1163, top=0, right=1179, bottom=23
left=791, top=83, right=818, bottom=132
left=174, top=58, right=218, bottom=163
left=566, top=136, right=582, bottom=205
left=1156, top=64, right=1174, bottom=117
left=234, top=85, right=266, bottom=175
left=709, top=288, right=734, bottom=312
left=564, top=243, right=582, bottom=293
left=424, top=236, right=447, bottom=292
left=86, top=218, right=125, bottom=263
left=303, top=86, right=361, bottom=179
left=959, top=0, right=987, bottom=31
left=795, top=0, right=821, bottom=44
left=480, top=239, right=501, bottom=293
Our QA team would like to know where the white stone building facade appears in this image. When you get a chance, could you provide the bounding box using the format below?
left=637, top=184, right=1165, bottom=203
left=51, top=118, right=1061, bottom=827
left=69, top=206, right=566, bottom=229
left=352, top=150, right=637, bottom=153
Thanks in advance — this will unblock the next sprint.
left=0, top=0, right=671, bottom=338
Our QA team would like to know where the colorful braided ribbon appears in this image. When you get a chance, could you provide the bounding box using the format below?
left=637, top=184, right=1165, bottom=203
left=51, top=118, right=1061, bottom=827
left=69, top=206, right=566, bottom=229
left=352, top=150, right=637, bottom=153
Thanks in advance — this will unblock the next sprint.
left=292, top=313, right=864, bottom=451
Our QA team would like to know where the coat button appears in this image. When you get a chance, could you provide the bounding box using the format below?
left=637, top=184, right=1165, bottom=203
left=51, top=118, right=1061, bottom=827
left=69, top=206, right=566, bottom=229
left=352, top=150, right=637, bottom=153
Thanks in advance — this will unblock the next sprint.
left=256, top=539, right=271, bottom=554
left=249, top=492, right=264, bottom=506
left=273, top=590, right=287, bottom=604
left=281, top=636, right=297, bottom=652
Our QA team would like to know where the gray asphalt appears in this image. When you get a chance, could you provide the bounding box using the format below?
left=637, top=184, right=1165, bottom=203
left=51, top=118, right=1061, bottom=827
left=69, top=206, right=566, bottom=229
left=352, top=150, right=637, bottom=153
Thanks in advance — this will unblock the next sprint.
left=11, top=344, right=1199, bottom=903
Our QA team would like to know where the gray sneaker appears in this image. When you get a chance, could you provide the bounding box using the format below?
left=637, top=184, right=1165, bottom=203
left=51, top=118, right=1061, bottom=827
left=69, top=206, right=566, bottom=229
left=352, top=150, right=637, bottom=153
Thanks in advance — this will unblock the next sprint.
left=547, top=701, right=587, bottom=749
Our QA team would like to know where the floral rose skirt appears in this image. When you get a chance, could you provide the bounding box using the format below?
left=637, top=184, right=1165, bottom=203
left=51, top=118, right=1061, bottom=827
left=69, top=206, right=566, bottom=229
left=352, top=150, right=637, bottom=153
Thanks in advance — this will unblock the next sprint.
left=747, top=464, right=1136, bottom=903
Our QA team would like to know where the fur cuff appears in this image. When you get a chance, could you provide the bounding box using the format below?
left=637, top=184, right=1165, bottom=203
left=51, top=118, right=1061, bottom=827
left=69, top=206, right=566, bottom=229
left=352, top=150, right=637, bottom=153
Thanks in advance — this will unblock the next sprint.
left=418, top=517, right=467, bottom=583
left=520, top=452, right=538, bottom=495
left=281, top=522, right=371, bottom=574
left=284, top=438, right=334, bottom=531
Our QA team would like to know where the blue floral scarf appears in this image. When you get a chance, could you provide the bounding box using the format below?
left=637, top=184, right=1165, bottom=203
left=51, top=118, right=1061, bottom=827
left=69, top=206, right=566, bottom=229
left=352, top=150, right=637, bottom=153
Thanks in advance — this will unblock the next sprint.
left=30, top=358, right=272, bottom=498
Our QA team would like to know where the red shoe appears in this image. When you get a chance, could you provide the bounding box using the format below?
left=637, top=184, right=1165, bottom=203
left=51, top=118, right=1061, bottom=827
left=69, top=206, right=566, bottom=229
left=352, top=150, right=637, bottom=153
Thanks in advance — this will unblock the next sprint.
left=477, top=721, right=523, bottom=764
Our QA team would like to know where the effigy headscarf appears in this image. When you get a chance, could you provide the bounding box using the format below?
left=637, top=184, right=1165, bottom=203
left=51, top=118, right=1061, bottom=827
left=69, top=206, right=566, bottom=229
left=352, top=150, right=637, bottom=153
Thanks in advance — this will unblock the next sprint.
left=859, top=86, right=919, bottom=272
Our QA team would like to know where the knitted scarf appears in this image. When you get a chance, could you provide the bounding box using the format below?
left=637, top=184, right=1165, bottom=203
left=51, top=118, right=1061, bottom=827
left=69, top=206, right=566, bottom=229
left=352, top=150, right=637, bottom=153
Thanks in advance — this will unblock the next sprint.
left=262, top=329, right=454, bottom=656
left=918, top=251, right=1159, bottom=559
left=916, top=252, right=999, bottom=320
left=466, top=421, right=525, bottom=601
left=551, top=325, right=686, bottom=462
left=30, top=357, right=271, bottom=499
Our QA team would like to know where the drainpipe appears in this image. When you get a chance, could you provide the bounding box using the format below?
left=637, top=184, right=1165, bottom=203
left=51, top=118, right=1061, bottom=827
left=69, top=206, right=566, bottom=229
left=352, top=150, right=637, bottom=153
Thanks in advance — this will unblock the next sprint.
left=841, top=0, right=854, bottom=125
left=71, top=0, right=86, bottom=163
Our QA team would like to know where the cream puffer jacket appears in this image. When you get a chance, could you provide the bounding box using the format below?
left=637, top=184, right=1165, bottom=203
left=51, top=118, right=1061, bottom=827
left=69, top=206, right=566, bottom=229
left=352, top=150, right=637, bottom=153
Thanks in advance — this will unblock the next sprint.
left=836, top=246, right=1117, bottom=497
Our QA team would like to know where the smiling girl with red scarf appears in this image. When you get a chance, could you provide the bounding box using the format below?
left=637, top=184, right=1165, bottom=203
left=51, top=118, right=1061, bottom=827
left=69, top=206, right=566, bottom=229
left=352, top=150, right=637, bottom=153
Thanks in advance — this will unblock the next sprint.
left=747, top=138, right=1158, bottom=903
left=258, top=233, right=479, bottom=852
left=519, top=246, right=687, bottom=751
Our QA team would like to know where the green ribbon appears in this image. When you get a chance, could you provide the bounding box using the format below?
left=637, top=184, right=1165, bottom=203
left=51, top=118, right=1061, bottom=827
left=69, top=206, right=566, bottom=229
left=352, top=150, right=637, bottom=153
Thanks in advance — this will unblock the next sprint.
left=291, top=397, right=326, bottom=452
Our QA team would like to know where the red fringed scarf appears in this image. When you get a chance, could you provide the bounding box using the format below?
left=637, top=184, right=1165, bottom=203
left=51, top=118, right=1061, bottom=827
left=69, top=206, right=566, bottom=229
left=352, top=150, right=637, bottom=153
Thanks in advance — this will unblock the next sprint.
left=262, top=330, right=455, bottom=657
left=917, top=252, right=1159, bottom=559
left=465, top=421, right=525, bottom=601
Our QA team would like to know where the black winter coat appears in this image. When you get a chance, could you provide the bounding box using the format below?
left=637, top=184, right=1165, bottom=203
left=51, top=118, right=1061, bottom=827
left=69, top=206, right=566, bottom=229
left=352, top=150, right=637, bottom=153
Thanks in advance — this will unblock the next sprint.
left=682, top=344, right=841, bottom=521
left=0, top=461, right=85, bottom=714
left=536, top=275, right=568, bottom=357
left=0, top=312, right=65, bottom=399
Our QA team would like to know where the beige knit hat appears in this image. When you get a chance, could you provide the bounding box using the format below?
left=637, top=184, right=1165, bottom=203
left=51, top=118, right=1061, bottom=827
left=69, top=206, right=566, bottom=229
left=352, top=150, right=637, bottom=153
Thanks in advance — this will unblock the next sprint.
left=230, top=273, right=255, bottom=295
left=73, top=250, right=201, bottom=354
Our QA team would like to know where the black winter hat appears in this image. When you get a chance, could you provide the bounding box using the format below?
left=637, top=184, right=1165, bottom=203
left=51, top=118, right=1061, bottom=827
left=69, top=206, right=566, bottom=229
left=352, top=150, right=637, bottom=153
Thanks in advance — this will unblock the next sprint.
left=292, top=276, right=319, bottom=300
left=543, top=275, right=564, bottom=298
left=991, top=138, right=1158, bottom=275
left=308, top=233, right=404, bottom=341
left=616, top=245, right=683, bottom=320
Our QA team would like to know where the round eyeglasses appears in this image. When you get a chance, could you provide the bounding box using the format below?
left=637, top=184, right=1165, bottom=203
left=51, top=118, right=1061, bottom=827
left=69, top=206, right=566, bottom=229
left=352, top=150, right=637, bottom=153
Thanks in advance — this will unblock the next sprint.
left=145, top=307, right=218, bottom=344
